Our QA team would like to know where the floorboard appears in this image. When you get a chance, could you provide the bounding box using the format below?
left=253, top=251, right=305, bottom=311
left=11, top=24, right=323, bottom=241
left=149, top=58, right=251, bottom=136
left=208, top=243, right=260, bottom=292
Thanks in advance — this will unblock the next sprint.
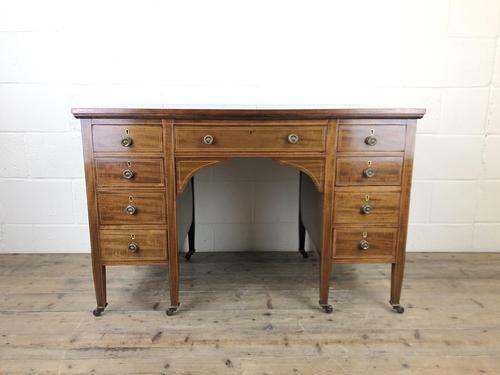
left=0, top=252, right=499, bottom=374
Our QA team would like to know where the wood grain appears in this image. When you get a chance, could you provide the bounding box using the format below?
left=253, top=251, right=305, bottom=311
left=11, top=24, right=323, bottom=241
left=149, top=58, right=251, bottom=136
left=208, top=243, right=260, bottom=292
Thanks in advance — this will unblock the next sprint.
left=332, top=227, right=397, bottom=262
left=334, top=191, right=401, bottom=225
left=1, top=252, right=499, bottom=375
left=92, top=124, right=163, bottom=154
left=336, top=156, right=403, bottom=186
left=99, top=229, right=168, bottom=263
left=97, top=191, right=166, bottom=225
left=72, top=107, right=426, bottom=119
left=175, top=125, right=326, bottom=153
left=337, top=124, right=406, bottom=152
left=95, top=158, right=165, bottom=188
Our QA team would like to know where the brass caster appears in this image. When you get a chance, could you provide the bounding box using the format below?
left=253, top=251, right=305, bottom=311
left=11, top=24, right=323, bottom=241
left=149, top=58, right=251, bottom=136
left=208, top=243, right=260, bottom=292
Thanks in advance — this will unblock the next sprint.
left=166, top=305, right=179, bottom=316
left=320, top=303, right=333, bottom=314
left=185, top=250, right=195, bottom=261
left=298, top=249, right=308, bottom=259
left=392, top=304, right=405, bottom=314
left=92, top=303, right=107, bottom=317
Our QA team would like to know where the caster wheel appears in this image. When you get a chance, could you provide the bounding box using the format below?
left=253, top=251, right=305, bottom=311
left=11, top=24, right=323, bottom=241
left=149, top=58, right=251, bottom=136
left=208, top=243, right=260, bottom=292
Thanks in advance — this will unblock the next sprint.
left=166, top=306, right=179, bottom=316
left=298, top=249, right=308, bottom=259
left=185, top=251, right=194, bottom=261
left=92, top=304, right=107, bottom=317
left=320, top=304, right=333, bottom=314
left=392, top=305, right=405, bottom=314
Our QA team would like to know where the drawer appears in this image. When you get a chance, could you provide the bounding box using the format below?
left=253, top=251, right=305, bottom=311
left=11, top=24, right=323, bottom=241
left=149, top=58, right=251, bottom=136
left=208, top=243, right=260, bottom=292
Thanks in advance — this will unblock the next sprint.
left=337, top=125, right=406, bottom=152
left=333, top=228, right=397, bottom=262
left=97, top=192, right=166, bottom=225
left=336, top=156, right=403, bottom=186
left=95, top=158, right=165, bottom=187
left=99, top=229, right=168, bottom=262
left=175, top=126, right=326, bottom=153
left=334, top=191, right=400, bottom=225
left=92, top=124, right=163, bottom=153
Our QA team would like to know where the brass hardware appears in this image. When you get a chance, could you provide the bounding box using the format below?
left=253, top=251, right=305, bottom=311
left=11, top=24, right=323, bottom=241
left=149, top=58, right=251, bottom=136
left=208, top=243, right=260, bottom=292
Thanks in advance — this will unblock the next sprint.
left=361, top=204, right=373, bottom=214
left=127, top=242, right=139, bottom=253
left=121, top=136, right=133, bottom=147
left=202, top=134, right=214, bottom=145
left=365, top=135, right=377, bottom=146
left=287, top=133, right=300, bottom=144
left=128, top=195, right=133, bottom=202
left=363, top=167, right=376, bottom=178
left=365, top=194, right=370, bottom=201
left=127, top=161, right=132, bottom=167
left=125, top=204, right=136, bottom=215
left=122, top=169, right=134, bottom=179
left=130, top=234, right=135, bottom=240
left=359, top=239, right=370, bottom=251
left=362, top=231, right=368, bottom=238
left=367, top=160, right=372, bottom=166
left=370, top=128, right=375, bottom=135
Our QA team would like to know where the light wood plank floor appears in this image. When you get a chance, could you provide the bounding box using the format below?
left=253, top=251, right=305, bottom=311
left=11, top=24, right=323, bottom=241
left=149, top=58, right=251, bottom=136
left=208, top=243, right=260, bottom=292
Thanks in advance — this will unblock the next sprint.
left=1, top=252, right=500, bottom=374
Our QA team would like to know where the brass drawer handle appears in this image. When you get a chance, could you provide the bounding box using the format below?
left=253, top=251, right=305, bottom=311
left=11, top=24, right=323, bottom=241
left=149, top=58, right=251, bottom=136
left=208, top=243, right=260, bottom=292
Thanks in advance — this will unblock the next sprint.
left=363, top=167, right=376, bottom=178
left=287, top=133, right=300, bottom=144
left=359, top=240, right=369, bottom=251
left=122, top=169, right=135, bottom=179
left=364, top=136, right=377, bottom=146
left=121, top=137, right=133, bottom=147
left=361, top=204, right=373, bottom=215
left=202, top=134, right=214, bottom=145
left=125, top=204, right=137, bottom=215
left=128, top=242, right=139, bottom=253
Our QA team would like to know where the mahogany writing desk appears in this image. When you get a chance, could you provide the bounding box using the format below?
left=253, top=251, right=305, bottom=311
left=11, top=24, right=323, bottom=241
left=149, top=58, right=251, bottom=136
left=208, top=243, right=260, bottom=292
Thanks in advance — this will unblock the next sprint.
left=72, top=108, right=425, bottom=316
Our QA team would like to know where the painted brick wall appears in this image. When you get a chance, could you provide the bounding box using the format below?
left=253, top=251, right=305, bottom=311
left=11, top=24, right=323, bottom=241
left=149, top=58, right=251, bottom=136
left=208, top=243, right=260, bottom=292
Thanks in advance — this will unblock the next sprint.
left=0, top=0, right=499, bottom=253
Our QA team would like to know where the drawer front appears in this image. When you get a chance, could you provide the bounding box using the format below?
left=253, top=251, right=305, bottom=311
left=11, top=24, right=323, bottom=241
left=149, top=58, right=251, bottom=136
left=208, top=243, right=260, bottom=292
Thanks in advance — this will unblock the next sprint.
left=336, top=156, right=403, bottom=186
left=97, top=192, right=166, bottom=225
left=175, top=126, right=326, bottom=153
left=337, top=125, right=406, bottom=152
left=99, top=229, right=168, bottom=262
left=334, top=191, right=401, bottom=224
left=95, top=158, right=165, bottom=187
left=92, top=124, right=163, bottom=153
left=333, top=228, right=397, bottom=261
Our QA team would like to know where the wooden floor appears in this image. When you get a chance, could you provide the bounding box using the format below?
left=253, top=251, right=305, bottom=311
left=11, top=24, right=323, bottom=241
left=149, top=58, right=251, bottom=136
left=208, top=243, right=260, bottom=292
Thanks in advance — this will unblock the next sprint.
left=1, top=252, right=500, bottom=374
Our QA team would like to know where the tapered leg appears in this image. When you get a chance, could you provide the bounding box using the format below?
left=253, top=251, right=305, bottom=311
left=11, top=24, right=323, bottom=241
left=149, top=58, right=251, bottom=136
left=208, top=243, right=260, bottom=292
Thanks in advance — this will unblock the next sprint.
left=298, top=172, right=308, bottom=258
left=185, top=177, right=196, bottom=261
left=92, top=262, right=107, bottom=316
left=319, top=254, right=333, bottom=313
left=167, top=255, right=180, bottom=315
left=390, top=262, right=405, bottom=313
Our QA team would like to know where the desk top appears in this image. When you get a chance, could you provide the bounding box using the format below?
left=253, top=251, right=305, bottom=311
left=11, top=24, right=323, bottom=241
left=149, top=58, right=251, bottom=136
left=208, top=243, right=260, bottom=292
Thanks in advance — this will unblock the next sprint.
left=72, top=108, right=426, bottom=120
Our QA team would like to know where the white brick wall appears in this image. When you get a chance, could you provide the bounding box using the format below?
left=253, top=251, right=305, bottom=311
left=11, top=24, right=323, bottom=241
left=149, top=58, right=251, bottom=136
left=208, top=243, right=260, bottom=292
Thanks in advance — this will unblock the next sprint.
left=1, top=0, right=500, bottom=252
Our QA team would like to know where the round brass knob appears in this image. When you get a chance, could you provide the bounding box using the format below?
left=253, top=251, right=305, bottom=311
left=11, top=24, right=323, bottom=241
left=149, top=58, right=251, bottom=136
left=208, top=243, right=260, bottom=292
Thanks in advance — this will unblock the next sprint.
left=121, top=137, right=133, bottom=147
left=364, top=136, right=377, bottom=146
left=359, top=240, right=369, bottom=251
left=287, top=134, right=300, bottom=144
left=128, top=242, right=139, bottom=253
left=202, top=134, right=214, bottom=145
left=361, top=204, right=373, bottom=215
left=122, top=169, right=135, bottom=179
left=363, top=167, right=376, bottom=178
left=125, top=204, right=136, bottom=215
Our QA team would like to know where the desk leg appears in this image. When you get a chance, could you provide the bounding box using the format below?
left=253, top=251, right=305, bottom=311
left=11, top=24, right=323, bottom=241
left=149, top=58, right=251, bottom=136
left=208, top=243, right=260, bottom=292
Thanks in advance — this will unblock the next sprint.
left=92, top=262, right=107, bottom=316
left=390, top=261, right=406, bottom=314
left=298, top=172, right=308, bottom=258
left=185, top=177, right=196, bottom=261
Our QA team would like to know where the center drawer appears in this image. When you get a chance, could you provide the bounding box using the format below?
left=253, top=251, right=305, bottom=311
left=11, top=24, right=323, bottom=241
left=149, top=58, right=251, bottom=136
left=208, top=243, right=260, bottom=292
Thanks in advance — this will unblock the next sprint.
left=97, top=191, right=166, bottom=225
left=333, top=191, right=401, bottom=225
left=175, top=125, right=326, bottom=153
